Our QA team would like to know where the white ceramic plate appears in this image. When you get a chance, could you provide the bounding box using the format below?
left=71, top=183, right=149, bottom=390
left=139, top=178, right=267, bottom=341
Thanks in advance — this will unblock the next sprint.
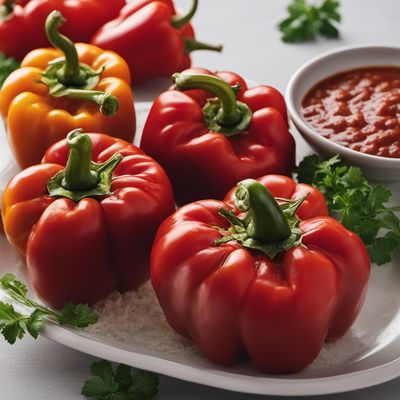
left=1, top=86, right=400, bottom=397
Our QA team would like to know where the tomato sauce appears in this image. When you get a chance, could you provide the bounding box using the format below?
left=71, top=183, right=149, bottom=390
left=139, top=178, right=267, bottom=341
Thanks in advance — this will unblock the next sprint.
left=302, top=67, right=400, bottom=158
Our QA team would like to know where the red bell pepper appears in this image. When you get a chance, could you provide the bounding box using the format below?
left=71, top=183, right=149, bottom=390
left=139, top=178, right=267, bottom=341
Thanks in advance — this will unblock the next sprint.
left=141, top=69, right=295, bottom=204
left=0, top=0, right=126, bottom=60
left=2, top=130, right=175, bottom=309
left=91, top=0, right=223, bottom=82
left=151, top=177, right=370, bottom=373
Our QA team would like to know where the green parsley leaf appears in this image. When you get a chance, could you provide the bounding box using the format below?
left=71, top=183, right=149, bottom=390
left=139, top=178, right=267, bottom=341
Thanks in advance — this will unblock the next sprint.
left=82, top=361, right=118, bottom=399
left=0, top=274, right=99, bottom=344
left=115, top=364, right=134, bottom=391
left=1, top=273, right=28, bottom=297
left=2, top=319, right=26, bottom=344
left=82, top=361, right=159, bottom=400
left=296, top=155, right=400, bottom=265
left=0, top=302, right=27, bottom=344
left=0, top=52, right=19, bottom=88
left=26, top=309, right=46, bottom=339
left=278, top=0, right=341, bottom=43
left=366, top=234, right=399, bottom=266
left=58, top=302, right=99, bottom=328
left=128, top=370, right=160, bottom=400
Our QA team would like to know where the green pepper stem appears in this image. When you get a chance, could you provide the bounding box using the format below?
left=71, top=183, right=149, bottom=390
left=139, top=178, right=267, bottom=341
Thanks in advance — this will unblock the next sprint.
left=0, top=0, right=15, bottom=19
left=172, top=73, right=242, bottom=126
left=219, top=207, right=245, bottom=229
left=184, top=38, right=223, bottom=54
left=236, top=180, right=291, bottom=243
left=62, top=130, right=99, bottom=191
left=64, top=89, right=119, bottom=116
left=4, top=0, right=13, bottom=11
left=48, top=129, right=122, bottom=202
left=171, top=0, right=198, bottom=29
left=45, top=10, right=83, bottom=86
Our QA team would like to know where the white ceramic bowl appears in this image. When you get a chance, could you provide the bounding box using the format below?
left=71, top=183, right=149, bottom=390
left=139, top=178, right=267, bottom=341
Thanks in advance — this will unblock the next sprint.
left=286, top=45, right=400, bottom=182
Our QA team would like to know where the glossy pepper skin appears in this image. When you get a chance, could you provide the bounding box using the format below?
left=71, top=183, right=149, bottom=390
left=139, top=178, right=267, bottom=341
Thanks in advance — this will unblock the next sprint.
left=91, top=0, right=222, bottom=82
left=0, top=0, right=125, bottom=61
left=151, top=177, right=370, bottom=374
left=2, top=132, right=175, bottom=309
left=0, top=12, right=135, bottom=169
left=141, top=69, right=295, bottom=205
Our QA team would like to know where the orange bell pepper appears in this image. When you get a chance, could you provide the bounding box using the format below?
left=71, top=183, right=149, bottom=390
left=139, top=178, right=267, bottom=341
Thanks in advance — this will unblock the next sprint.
left=0, top=10, right=135, bottom=168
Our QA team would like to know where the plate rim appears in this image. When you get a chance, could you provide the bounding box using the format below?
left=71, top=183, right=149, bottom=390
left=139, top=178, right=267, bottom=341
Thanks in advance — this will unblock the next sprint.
left=40, top=322, right=400, bottom=396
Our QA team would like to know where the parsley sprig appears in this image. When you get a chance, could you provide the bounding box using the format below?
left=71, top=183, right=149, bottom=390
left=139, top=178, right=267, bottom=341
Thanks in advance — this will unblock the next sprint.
left=82, top=361, right=159, bottom=400
left=0, top=273, right=98, bottom=344
left=278, top=0, right=341, bottom=43
left=0, top=52, right=19, bottom=88
left=296, top=155, right=400, bottom=265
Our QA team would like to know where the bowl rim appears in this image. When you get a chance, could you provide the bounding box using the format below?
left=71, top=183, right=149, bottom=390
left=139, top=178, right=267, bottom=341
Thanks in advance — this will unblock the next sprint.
left=285, top=44, right=400, bottom=167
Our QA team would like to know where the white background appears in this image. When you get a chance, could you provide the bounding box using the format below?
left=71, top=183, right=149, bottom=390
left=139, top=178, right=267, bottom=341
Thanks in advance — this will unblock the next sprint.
left=1, top=0, right=400, bottom=398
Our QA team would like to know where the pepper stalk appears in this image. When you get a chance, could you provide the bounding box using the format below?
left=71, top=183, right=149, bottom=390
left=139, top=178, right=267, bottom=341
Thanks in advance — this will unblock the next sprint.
left=40, top=11, right=119, bottom=116
left=171, top=0, right=198, bottom=29
left=172, top=73, right=252, bottom=136
left=217, top=179, right=308, bottom=259
left=0, top=0, right=15, bottom=20
left=48, top=129, right=122, bottom=202
left=170, top=0, right=223, bottom=55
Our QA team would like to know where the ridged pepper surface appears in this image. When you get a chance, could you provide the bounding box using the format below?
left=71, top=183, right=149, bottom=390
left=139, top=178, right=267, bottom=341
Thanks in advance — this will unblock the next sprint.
left=2, top=130, right=175, bottom=309
left=151, top=176, right=370, bottom=373
left=91, top=0, right=222, bottom=82
left=141, top=69, right=295, bottom=204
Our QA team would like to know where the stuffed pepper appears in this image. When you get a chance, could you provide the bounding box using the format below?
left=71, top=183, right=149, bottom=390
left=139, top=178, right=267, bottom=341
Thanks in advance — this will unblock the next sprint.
left=2, top=129, right=175, bottom=309
left=151, top=176, right=370, bottom=373
left=0, top=10, right=135, bottom=168
left=0, top=0, right=125, bottom=60
left=91, top=0, right=222, bottom=82
left=141, top=68, right=295, bottom=204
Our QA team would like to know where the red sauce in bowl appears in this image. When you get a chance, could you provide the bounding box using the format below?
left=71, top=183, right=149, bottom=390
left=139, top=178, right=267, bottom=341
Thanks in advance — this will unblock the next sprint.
left=302, top=67, right=400, bottom=158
